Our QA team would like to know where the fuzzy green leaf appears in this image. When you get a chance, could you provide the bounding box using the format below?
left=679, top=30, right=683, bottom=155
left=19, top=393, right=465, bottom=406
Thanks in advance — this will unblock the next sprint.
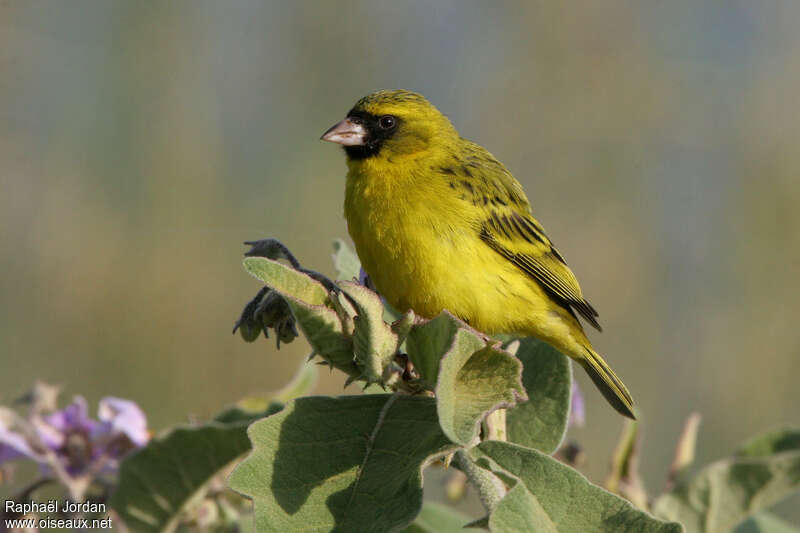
left=332, top=239, right=362, bottom=281
left=478, top=441, right=683, bottom=533
left=242, top=254, right=358, bottom=371
left=489, top=482, right=557, bottom=533
left=435, top=321, right=526, bottom=445
left=243, top=256, right=329, bottom=306
left=733, top=513, right=800, bottom=533
left=405, top=312, right=461, bottom=386
left=406, top=313, right=527, bottom=444
left=339, top=281, right=400, bottom=382
left=285, top=299, right=355, bottom=370
left=653, top=429, right=800, bottom=533
left=737, top=429, right=800, bottom=457
left=111, top=412, right=269, bottom=533
left=505, top=338, right=571, bottom=454
left=228, top=395, right=457, bottom=533
left=400, top=502, right=483, bottom=533
left=111, top=360, right=318, bottom=532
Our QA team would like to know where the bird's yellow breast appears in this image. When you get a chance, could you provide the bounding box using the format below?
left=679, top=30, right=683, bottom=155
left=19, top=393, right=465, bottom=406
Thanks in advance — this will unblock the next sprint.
left=343, top=160, right=567, bottom=338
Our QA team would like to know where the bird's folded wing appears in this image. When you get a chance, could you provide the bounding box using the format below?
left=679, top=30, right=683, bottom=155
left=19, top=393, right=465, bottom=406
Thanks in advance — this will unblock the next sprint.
left=478, top=209, right=602, bottom=331
left=443, top=139, right=601, bottom=330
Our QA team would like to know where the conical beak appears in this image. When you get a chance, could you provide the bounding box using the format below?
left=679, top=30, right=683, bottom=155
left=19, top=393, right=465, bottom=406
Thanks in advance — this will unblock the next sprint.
left=320, top=118, right=366, bottom=146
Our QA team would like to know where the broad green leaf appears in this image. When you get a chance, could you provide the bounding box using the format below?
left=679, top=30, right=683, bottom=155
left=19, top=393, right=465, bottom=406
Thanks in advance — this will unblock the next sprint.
left=111, top=360, right=317, bottom=532
left=489, top=483, right=558, bottom=533
left=436, top=322, right=526, bottom=445
left=505, top=338, right=571, bottom=454
left=243, top=256, right=357, bottom=372
left=737, top=429, right=800, bottom=457
left=405, top=312, right=461, bottom=386
left=285, top=298, right=355, bottom=370
left=111, top=415, right=265, bottom=533
left=339, top=281, right=400, bottom=382
left=390, top=309, right=416, bottom=344
left=478, top=441, right=683, bottom=533
left=332, top=239, right=361, bottom=281
left=213, top=402, right=283, bottom=425
left=243, top=257, right=329, bottom=306
left=653, top=429, right=800, bottom=533
left=228, top=395, right=458, bottom=533
left=401, top=502, right=483, bottom=533
left=733, top=513, right=800, bottom=533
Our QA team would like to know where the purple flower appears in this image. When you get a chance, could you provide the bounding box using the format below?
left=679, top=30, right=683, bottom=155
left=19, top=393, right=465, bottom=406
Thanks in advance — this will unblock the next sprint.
left=0, top=419, right=43, bottom=464
left=95, top=397, right=149, bottom=448
left=569, top=381, right=585, bottom=428
left=0, top=393, right=149, bottom=478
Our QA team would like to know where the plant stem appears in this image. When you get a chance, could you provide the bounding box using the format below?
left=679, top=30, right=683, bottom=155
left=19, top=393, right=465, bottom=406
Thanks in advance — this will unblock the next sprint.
left=453, top=450, right=505, bottom=513
left=485, top=408, right=507, bottom=441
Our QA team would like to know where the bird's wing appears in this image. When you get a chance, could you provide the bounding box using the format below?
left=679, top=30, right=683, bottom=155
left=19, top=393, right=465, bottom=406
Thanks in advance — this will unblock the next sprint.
left=478, top=210, right=602, bottom=330
left=450, top=141, right=602, bottom=330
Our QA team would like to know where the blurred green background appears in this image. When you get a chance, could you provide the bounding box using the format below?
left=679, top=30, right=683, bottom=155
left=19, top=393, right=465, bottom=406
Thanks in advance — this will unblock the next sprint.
left=1, top=0, right=798, bottom=522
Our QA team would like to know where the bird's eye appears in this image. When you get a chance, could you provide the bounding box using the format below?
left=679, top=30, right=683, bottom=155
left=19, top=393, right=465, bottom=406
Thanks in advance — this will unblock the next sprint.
left=378, top=115, right=396, bottom=129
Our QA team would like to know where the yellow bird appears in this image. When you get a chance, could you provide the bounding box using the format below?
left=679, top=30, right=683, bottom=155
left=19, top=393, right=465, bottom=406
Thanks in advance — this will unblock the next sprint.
left=321, top=90, right=634, bottom=419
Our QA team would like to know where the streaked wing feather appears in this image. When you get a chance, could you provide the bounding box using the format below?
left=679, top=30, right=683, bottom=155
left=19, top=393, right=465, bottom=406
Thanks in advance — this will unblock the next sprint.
left=444, top=141, right=601, bottom=330
left=480, top=224, right=601, bottom=331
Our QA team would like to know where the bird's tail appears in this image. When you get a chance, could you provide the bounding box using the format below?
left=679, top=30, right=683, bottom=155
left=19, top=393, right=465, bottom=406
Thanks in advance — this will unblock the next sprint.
left=579, top=347, right=636, bottom=419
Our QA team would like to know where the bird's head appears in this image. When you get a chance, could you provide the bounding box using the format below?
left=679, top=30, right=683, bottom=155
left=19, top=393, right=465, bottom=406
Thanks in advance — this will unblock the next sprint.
left=321, top=90, right=456, bottom=161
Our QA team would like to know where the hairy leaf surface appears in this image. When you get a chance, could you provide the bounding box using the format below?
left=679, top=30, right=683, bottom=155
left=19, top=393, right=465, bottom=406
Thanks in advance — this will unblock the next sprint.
left=505, top=338, right=571, bottom=454
left=400, top=502, right=483, bottom=533
left=243, top=256, right=329, bottom=306
left=228, top=395, right=457, bottom=533
left=433, top=316, right=526, bottom=445
left=111, top=409, right=273, bottom=533
left=478, top=441, right=683, bottom=533
left=733, top=513, right=800, bottom=533
left=653, top=429, right=800, bottom=533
